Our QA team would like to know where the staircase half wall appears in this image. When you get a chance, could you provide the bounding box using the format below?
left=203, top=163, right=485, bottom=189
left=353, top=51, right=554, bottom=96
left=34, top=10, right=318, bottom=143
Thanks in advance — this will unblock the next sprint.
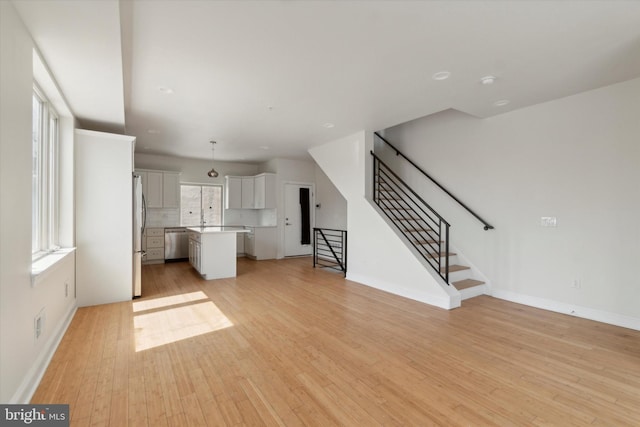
left=309, top=131, right=459, bottom=309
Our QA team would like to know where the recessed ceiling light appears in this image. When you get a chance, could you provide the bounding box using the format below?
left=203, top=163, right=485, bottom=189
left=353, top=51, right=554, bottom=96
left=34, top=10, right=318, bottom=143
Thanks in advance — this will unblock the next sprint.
left=323, top=123, right=335, bottom=128
left=480, top=76, right=496, bottom=85
left=158, top=86, right=174, bottom=94
left=493, top=99, right=510, bottom=107
left=432, top=71, right=451, bottom=81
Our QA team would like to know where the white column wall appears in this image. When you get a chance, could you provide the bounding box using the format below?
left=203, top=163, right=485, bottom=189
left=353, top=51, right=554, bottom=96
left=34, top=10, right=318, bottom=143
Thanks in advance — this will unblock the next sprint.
left=310, top=131, right=456, bottom=309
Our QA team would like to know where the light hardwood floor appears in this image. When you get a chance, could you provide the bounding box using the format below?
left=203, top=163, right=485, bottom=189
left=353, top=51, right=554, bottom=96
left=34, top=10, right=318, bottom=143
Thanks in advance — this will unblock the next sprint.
left=32, top=258, right=640, bottom=426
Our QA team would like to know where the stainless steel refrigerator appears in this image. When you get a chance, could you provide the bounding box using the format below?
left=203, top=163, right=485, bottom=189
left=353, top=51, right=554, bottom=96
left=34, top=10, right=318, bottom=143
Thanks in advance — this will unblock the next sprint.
left=133, top=174, right=146, bottom=298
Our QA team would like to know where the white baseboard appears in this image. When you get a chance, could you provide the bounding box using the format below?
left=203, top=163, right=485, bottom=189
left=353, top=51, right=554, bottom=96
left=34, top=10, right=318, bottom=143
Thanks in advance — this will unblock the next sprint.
left=491, top=289, right=640, bottom=331
left=346, top=272, right=459, bottom=309
left=10, top=304, right=77, bottom=404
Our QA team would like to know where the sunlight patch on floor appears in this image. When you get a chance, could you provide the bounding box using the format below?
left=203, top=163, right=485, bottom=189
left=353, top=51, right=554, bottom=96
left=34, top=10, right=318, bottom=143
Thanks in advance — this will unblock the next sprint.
left=132, top=291, right=209, bottom=312
left=133, top=298, right=232, bottom=352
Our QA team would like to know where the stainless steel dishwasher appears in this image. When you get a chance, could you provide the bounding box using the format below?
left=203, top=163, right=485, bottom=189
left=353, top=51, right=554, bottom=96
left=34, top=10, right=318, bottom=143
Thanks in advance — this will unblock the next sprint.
left=164, top=227, right=189, bottom=261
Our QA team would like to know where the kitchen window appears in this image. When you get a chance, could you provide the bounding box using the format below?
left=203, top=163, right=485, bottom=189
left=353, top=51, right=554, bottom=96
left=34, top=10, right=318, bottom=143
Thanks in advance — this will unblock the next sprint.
left=180, top=184, right=223, bottom=226
left=32, top=86, right=60, bottom=258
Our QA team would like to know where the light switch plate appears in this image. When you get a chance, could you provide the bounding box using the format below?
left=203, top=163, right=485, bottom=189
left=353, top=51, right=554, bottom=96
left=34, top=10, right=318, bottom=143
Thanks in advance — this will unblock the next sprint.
left=541, top=216, right=557, bottom=227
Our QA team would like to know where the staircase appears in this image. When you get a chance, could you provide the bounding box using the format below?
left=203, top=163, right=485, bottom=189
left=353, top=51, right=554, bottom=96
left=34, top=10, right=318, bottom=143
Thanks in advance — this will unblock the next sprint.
left=372, top=133, right=491, bottom=300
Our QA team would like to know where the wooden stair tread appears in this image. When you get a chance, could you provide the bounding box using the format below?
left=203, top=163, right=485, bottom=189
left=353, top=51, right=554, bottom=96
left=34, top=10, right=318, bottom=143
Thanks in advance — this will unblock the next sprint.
left=441, top=264, right=470, bottom=273
left=413, top=239, right=442, bottom=245
left=452, top=279, right=485, bottom=290
left=426, top=252, right=456, bottom=259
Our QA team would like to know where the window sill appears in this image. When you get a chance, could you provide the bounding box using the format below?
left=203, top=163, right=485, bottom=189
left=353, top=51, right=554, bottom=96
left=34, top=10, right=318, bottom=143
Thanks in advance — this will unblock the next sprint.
left=31, top=247, right=76, bottom=287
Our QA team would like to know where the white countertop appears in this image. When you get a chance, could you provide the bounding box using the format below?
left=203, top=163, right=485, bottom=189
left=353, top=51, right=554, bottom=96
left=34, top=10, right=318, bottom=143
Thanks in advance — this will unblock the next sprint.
left=187, top=226, right=250, bottom=234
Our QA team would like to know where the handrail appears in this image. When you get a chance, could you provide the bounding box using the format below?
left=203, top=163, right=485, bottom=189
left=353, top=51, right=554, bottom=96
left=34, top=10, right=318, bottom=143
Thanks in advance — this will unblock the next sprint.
left=374, top=132, right=494, bottom=230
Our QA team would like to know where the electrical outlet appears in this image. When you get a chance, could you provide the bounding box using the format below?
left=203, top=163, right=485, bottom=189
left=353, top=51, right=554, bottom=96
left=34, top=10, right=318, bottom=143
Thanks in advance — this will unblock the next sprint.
left=34, top=308, right=45, bottom=341
left=65, top=282, right=69, bottom=297
left=571, top=278, right=581, bottom=289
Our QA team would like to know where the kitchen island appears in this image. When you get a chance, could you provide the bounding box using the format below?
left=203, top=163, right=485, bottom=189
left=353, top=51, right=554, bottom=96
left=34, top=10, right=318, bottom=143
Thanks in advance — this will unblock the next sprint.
left=187, top=226, right=249, bottom=280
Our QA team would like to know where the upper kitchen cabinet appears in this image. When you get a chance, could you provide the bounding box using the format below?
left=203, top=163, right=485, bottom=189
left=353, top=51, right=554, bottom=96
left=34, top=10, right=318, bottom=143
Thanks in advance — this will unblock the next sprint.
left=254, top=173, right=276, bottom=209
left=225, top=173, right=275, bottom=209
left=145, top=171, right=163, bottom=207
left=136, top=169, right=180, bottom=208
left=225, top=176, right=242, bottom=209
left=162, top=173, right=180, bottom=208
left=241, top=177, right=255, bottom=209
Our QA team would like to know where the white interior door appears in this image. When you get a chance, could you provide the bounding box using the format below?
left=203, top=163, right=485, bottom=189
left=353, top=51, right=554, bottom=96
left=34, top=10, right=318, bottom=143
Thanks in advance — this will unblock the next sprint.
left=284, top=183, right=313, bottom=257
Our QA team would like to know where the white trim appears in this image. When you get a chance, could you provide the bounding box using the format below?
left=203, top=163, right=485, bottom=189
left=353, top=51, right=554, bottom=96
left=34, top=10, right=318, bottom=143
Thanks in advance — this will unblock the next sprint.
left=347, top=272, right=459, bottom=310
left=9, top=304, right=77, bottom=403
left=31, top=247, right=75, bottom=287
left=491, top=289, right=640, bottom=331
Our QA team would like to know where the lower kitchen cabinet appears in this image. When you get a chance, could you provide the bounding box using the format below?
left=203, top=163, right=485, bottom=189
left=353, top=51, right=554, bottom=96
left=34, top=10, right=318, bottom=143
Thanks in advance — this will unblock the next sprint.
left=244, top=226, right=277, bottom=260
left=188, top=228, right=245, bottom=279
left=188, top=232, right=201, bottom=272
left=143, top=227, right=164, bottom=264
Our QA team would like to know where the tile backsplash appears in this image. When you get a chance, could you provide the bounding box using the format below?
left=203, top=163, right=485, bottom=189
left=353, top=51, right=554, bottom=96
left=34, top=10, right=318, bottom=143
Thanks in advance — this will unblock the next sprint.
left=224, top=208, right=277, bottom=227
left=146, top=208, right=180, bottom=227
left=145, top=207, right=277, bottom=228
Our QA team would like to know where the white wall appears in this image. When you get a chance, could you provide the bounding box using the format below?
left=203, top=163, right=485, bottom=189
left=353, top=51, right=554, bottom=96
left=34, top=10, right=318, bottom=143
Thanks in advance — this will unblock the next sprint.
left=310, top=132, right=457, bottom=309
left=314, top=165, right=347, bottom=230
left=384, top=78, right=640, bottom=328
left=1, top=2, right=76, bottom=403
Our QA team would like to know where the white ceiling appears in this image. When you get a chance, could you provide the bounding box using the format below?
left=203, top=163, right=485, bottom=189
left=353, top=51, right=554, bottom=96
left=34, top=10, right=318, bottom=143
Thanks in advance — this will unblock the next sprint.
left=13, top=0, right=640, bottom=162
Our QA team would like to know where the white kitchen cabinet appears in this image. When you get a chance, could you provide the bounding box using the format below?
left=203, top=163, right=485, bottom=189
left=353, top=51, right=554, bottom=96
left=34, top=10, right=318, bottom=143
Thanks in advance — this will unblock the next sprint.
left=143, top=227, right=164, bottom=264
left=241, top=177, right=255, bottom=208
left=188, top=228, right=247, bottom=279
left=136, top=169, right=181, bottom=208
left=145, top=171, right=163, bottom=208
left=225, top=176, right=242, bottom=209
left=188, top=232, right=201, bottom=273
left=236, top=232, right=245, bottom=255
left=244, top=230, right=255, bottom=257
left=244, top=226, right=277, bottom=260
left=253, top=173, right=276, bottom=209
left=225, top=173, right=275, bottom=209
left=162, top=172, right=180, bottom=208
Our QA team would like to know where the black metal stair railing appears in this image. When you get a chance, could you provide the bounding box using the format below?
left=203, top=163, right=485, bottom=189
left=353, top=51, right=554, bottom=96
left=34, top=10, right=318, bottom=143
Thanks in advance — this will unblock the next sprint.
left=375, top=132, right=494, bottom=231
left=371, top=152, right=451, bottom=284
left=313, top=228, right=347, bottom=276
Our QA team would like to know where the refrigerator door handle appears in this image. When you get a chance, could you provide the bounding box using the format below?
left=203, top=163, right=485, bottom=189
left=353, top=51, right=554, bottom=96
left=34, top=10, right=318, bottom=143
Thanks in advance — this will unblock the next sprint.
left=141, top=193, right=147, bottom=235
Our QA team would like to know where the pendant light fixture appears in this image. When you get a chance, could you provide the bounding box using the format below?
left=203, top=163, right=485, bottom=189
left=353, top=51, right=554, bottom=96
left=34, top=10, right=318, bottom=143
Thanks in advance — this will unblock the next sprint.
left=207, top=140, right=219, bottom=178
